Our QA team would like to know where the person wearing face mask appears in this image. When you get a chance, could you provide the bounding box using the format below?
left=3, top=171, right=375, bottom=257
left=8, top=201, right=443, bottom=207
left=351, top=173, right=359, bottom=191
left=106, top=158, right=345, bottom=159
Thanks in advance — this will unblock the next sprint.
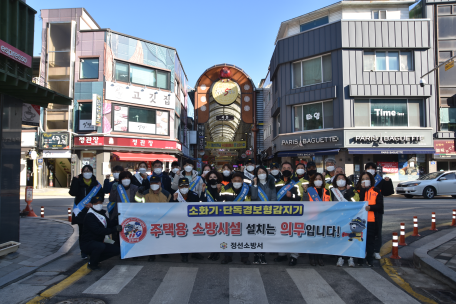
left=326, top=167, right=354, bottom=189
left=303, top=161, right=318, bottom=181
left=170, top=178, right=205, bottom=262
left=103, top=165, right=124, bottom=195
left=69, top=165, right=104, bottom=259
left=131, top=162, right=151, bottom=192
left=295, top=163, right=308, bottom=182
left=201, top=164, right=213, bottom=179
left=171, top=160, right=204, bottom=196
left=219, top=173, right=251, bottom=265
left=242, top=158, right=256, bottom=185
left=355, top=171, right=384, bottom=267
left=269, top=162, right=282, bottom=182
left=365, top=162, right=391, bottom=260
left=301, top=173, right=330, bottom=266
left=221, top=164, right=233, bottom=186
left=202, top=171, right=223, bottom=261
left=324, top=158, right=337, bottom=182
left=250, top=166, right=277, bottom=265
left=274, top=162, right=304, bottom=202
left=80, top=196, right=122, bottom=270
left=170, top=161, right=180, bottom=181
left=149, top=160, right=172, bottom=194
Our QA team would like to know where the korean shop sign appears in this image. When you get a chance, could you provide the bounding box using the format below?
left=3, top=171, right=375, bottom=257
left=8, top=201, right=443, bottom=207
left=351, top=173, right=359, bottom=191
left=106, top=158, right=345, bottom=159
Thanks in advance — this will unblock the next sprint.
left=40, top=132, right=70, bottom=149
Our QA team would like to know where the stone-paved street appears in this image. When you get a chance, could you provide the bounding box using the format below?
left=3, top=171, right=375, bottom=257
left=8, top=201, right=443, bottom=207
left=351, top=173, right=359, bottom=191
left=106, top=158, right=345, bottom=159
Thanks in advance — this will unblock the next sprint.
left=0, top=218, right=73, bottom=284
left=429, top=237, right=456, bottom=270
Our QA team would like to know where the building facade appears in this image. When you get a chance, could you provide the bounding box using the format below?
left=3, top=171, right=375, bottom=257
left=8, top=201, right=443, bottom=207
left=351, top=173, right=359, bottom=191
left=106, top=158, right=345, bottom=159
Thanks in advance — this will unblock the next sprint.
left=38, top=8, right=192, bottom=185
left=267, top=0, right=437, bottom=184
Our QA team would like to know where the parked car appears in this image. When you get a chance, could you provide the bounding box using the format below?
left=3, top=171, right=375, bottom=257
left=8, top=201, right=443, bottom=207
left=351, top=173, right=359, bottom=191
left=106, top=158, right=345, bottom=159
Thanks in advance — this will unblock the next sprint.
left=396, top=171, right=456, bottom=199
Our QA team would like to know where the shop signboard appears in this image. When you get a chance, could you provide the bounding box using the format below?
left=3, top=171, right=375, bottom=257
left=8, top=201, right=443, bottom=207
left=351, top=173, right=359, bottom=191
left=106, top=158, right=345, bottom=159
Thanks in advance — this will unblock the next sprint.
left=21, top=132, right=36, bottom=147
left=22, top=104, right=40, bottom=126
left=40, top=132, right=70, bottom=150
left=212, top=79, right=239, bottom=106
left=377, top=162, right=398, bottom=173
left=74, top=136, right=181, bottom=150
left=105, top=81, right=174, bottom=110
left=214, top=151, right=238, bottom=157
left=205, top=141, right=246, bottom=150
left=92, top=94, right=102, bottom=127
left=344, top=129, right=434, bottom=148
left=434, top=140, right=455, bottom=155
left=216, top=115, right=234, bottom=121
left=0, top=39, right=31, bottom=68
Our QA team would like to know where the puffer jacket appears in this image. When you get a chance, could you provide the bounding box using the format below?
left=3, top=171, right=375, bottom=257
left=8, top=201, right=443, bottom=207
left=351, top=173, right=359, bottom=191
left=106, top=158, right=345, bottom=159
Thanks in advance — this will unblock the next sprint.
left=171, top=170, right=204, bottom=196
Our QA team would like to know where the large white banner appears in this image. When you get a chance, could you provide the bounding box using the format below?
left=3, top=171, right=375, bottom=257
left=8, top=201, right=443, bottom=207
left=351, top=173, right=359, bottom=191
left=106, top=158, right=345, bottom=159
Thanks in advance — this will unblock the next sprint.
left=118, top=201, right=368, bottom=259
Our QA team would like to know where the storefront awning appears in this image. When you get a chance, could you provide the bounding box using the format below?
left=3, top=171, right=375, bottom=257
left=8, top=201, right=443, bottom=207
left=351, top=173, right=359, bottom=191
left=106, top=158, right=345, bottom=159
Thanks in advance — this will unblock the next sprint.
left=112, top=153, right=177, bottom=162
left=348, top=148, right=435, bottom=155
left=277, top=149, right=340, bottom=157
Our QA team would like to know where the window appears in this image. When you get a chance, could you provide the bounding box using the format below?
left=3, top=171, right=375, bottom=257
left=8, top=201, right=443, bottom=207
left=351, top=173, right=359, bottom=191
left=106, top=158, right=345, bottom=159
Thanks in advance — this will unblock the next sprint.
left=78, top=103, right=96, bottom=131
left=372, top=10, right=387, bottom=19
left=114, top=60, right=170, bottom=90
left=80, top=58, right=99, bottom=79
left=363, top=51, right=413, bottom=71
left=440, top=108, right=456, bottom=131
left=292, top=54, right=332, bottom=89
left=293, top=101, right=333, bottom=132
left=300, top=16, right=329, bottom=32
left=113, top=104, right=169, bottom=135
left=277, top=114, right=281, bottom=134
left=354, top=99, right=425, bottom=127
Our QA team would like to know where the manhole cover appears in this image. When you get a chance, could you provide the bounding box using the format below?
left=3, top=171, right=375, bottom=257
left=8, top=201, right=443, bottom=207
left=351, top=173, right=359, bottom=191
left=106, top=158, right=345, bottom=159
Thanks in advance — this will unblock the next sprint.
left=56, top=299, right=106, bottom=304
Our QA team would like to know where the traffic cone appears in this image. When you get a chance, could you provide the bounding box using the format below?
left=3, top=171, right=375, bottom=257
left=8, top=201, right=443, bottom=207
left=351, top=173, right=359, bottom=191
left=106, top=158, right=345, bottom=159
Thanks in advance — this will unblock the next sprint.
left=412, top=216, right=420, bottom=237
left=430, top=212, right=438, bottom=231
left=23, top=204, right=38, bottom=217
left=399, top=223, right=407, bottom=246
left=451, top=210, right=456, bottom=227
left=390, top=232, right=401, bottom=259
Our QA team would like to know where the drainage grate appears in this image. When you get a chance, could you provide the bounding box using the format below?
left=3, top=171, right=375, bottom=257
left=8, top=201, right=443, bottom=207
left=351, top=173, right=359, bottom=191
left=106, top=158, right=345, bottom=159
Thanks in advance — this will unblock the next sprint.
left=56, top=299, right=106, bottom=304
left=420, top=288, right=456, bottom=303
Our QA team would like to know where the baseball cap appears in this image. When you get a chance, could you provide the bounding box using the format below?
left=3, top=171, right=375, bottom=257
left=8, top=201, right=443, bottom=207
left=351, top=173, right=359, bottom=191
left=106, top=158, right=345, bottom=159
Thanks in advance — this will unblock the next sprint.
left=307, top=161, right=316, bottom=168
left=149, top=176, right=160, bottom=184
left=270, top=162, right=280, bottom=169
left=178, top=177, right=190, bottom=187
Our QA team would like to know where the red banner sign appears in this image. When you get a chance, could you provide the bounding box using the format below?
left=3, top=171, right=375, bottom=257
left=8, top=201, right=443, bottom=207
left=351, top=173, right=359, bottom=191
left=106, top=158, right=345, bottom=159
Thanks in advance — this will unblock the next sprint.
left=0, top=39, right=32, bottom=68
left=377, top=162, right=399, bottom=173
left=74, top=136, right=182, bottom=150
left=434, top=139, right=456, bottom=155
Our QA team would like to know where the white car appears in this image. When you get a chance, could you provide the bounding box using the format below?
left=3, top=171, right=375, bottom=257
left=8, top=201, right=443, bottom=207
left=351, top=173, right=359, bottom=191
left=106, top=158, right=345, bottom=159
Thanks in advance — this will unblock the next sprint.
left=396, top=171, right=456, bottom=199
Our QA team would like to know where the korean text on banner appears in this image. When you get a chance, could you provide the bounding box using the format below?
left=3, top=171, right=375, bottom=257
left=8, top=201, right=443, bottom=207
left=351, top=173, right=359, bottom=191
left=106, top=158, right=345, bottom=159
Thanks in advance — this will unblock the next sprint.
left=118, top=201, right=368, bottom=259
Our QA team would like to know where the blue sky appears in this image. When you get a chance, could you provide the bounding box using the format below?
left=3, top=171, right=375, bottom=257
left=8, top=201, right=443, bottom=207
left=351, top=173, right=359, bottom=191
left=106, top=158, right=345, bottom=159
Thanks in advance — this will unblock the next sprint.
left=29, top=0, right=416, bottom=87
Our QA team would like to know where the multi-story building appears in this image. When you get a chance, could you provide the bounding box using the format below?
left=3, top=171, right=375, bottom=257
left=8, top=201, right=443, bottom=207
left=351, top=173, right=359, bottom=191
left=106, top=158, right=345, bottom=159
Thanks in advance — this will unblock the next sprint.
left=267, top=0, right=437, bottom=184
left=38, top=8, right=191, bottom=185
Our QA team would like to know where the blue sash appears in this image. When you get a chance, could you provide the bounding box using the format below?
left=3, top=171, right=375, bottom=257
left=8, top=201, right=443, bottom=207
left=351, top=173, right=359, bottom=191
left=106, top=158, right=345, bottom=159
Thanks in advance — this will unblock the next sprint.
left=257, top=186, right=269, bottom=201
left=307, top=187, right=322, bottom=201
left=107, top=201, right=116, bottom=214
left=73, top=182, right=102, bottom=216
left=206, top=189, right=215, bottom=202
left=277, top=179, right=298, bottom=201
left=190, top=176, right=201, bottom=191
left=374, top=174, right=383, bottom=187
left=117, top=184, right=131, bottom=203
left=234, top=183, right=250, bottom=201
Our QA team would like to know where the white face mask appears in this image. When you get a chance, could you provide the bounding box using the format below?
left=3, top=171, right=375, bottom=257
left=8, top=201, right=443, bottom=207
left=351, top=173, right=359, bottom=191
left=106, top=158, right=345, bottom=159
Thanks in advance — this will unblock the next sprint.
left=314, top=180, right=323, bottom=187
left=139, top=168, right=147, bottom=174
left=366, top=169, right=376, bottom=176
left=336, top=179, right=346, bottom=187
left=153, top=168, right=162, bottom=175
left=122, top=179, right=131, bottom=187
left=223, top=170, right=231, bottom=177
left=113, top=173, right=120, bottom=180
left=179, top=187, right=189, bottom=195
left=203, top=170, right=210, bottom=175
left=93, top=204, right=103, bottom=211
left=362, top=180, right=371, bottom=188
left=271, top=169, right=280, bottom=176
left=172, top=168, right=179, bottom=173
left=184, top=166, right=193, bottom=172
left=327, top=166, right=335, bottom=172
left=150, top=184, right=160, bottom=191
left=246, top=165, right=255, bottom=172
left=296, top=169, right=305, bottom=175
left=258, top=174, right=267, bottom=181
left=83, top=172, right=92, bottom=180
left=233, top=182, right=243, bottom=189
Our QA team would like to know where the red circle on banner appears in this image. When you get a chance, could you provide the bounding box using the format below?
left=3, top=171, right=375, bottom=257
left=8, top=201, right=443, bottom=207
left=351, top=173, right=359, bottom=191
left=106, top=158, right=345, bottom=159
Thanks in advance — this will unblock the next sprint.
left=120, top=217, right=147, bottom=244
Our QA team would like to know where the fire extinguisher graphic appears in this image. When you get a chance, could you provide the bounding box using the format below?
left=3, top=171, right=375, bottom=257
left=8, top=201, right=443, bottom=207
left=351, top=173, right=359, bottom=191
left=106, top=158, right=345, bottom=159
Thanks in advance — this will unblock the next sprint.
left=49, top=172, right=54, bottom=187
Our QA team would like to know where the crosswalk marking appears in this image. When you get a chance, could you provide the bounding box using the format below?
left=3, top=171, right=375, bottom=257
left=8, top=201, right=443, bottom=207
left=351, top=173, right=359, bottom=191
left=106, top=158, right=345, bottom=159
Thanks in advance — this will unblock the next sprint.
left=344, top=268, right=420, bottom=304
left=149, top=267, right=198, bottom=304
left=229, top=268, right=269, bottom=304
left=83, top=265, right=143, bottom=294
left=287, top=268, right=345, bottom=304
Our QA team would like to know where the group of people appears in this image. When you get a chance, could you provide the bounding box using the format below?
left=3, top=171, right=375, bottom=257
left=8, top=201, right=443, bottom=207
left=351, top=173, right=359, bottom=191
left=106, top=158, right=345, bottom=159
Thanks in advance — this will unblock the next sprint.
left=69, top=157, right=394, bottom=270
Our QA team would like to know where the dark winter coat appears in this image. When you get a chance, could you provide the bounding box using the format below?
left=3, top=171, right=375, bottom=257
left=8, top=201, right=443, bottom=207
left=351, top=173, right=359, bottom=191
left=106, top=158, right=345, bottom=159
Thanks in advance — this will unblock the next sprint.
left=80, top=208, right=117, bottom=246
left=170, top=190, right=203, bottom=202
left=69, top=175, right=104, bottom=225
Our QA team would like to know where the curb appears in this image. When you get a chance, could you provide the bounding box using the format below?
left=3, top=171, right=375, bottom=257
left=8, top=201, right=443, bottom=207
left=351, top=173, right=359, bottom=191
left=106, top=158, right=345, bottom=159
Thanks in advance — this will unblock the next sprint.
left=0, top=217, right=79, bottom=288
left=413, top=228, right=456, bottom=290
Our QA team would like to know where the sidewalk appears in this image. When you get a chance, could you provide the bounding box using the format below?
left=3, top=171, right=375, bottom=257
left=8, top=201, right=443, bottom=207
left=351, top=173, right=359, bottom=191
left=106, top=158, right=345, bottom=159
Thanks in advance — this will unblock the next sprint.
left=20, top=186, right=71, bottom=197
left=0, top=218, right=77, bottom=288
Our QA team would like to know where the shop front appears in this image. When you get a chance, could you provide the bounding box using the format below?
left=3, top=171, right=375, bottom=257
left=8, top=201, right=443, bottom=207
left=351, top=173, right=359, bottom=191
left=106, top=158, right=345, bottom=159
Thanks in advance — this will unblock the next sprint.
left=345, top=128, right=435, bottom=183
left=39, top=132, right=72, bottom=188
left=433, top=139, right=456, bottom=171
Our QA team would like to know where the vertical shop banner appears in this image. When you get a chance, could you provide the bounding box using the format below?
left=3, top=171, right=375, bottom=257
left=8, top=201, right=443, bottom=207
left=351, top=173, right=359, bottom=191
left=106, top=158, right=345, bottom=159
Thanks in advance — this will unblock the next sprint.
left=92, top=94, right=102, bottom=127
left=118, top=201, right=368, bottom=259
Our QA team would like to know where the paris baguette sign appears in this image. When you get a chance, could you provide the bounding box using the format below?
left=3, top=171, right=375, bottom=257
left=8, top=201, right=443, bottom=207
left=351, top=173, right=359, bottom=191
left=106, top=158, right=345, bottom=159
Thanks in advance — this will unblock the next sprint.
left=281, top=135, right=340, bottom=146
left=0, top=39, right=31, bottom=68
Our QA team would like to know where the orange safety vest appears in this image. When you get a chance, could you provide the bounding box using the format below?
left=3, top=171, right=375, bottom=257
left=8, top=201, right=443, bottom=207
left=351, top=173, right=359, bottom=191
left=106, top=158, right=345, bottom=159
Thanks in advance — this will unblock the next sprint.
left=366, top=187, right=378, bottom=222
left=309, top=187, right=331, bottom=201
left=221, top=180, right=229, bottom=186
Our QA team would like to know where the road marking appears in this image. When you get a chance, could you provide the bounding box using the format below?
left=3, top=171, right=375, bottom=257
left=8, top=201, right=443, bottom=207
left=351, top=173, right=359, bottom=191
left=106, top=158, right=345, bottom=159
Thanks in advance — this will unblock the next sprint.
left=230, top=268, right=269, bottom=304
left=345, top=268, right=420, bottom=304
left=287, top=268, right=344, bottom=304
left=385, top=207, right=418, bottom=212
left=83, top=265, right=143, bottom=294
left=149, top=267, right=198, bottom=304
left=26, top=263, right=91, bottom=304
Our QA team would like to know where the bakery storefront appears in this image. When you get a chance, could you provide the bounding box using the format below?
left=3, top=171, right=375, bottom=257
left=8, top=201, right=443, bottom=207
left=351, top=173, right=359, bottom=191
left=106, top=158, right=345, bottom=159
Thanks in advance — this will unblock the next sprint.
left=345, top=128, right=435, bottom=182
